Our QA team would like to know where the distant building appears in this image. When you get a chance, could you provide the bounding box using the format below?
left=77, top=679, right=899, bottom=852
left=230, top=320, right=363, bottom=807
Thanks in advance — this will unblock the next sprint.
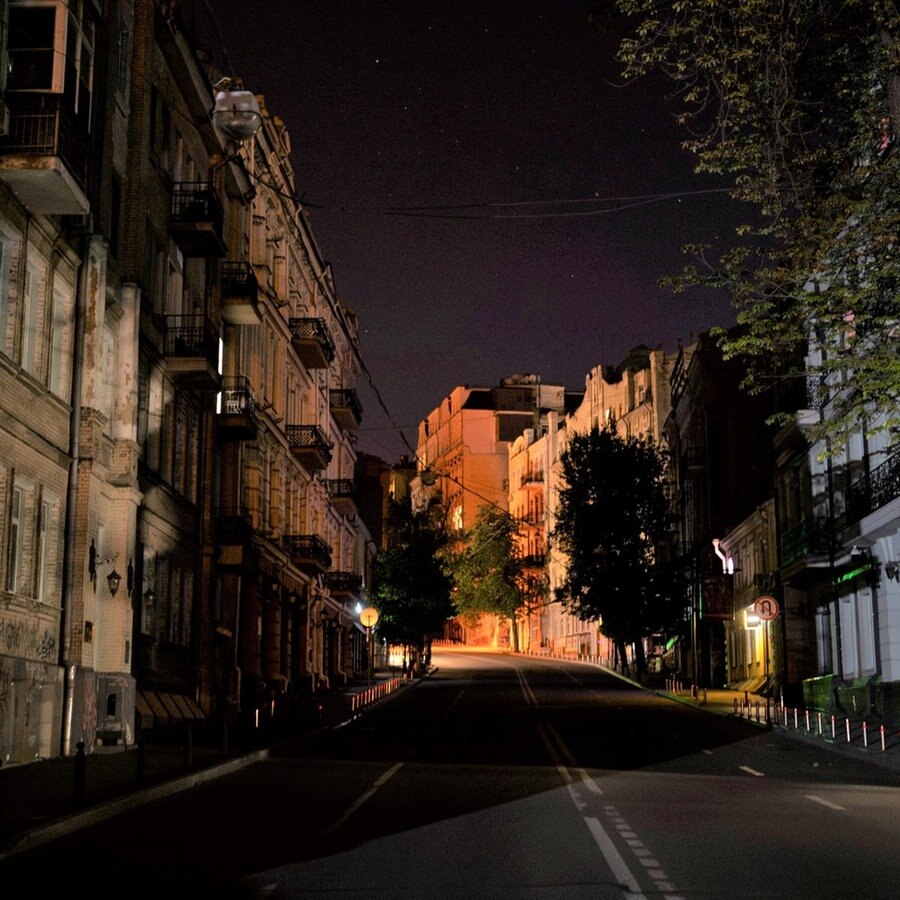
left=414, top=375, right=577, bottom=645
left=537, top=346, right=676, bottom=660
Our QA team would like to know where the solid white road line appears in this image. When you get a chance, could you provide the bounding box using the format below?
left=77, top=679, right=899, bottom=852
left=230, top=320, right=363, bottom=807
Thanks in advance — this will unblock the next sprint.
left=739, top=765, right=766, bottom=777
left=806, top=794, right=846, bottom=811
left=323, top=761, right=404, bottom=835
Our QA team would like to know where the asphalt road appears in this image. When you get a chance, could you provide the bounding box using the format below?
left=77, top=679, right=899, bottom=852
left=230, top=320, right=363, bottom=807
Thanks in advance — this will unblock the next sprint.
left=4, top=649, right=900, bottom=899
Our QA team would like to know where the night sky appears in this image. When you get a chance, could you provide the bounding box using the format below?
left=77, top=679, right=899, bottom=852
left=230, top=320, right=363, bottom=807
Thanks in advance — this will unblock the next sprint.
left=210, top=1, right=742, bottom=461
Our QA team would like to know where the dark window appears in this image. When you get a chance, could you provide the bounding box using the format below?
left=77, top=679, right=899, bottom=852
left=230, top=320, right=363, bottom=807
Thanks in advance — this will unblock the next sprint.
left=7, top=7, right=57, bottom=91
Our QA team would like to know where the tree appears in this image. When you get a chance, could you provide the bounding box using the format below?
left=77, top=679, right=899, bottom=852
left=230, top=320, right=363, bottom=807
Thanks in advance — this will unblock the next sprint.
left=615, top=1, right=900, bottom=452
left=446, top=505, right=538, bottom=651
left=370, top=497, right=454, bottom=674
left=552, top=426, right=673, bottom=675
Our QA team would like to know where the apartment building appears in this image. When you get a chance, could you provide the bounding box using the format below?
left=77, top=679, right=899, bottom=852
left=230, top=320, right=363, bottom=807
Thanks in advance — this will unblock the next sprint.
left=0, top=0, right=374, bottom=763
left=414, top=375, right=576, bottom=645
left=535, top=346, right=675, bottom=660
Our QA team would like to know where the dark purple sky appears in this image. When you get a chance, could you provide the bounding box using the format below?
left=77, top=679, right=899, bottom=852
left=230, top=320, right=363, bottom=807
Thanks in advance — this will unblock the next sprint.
left=210, top=1, right=741, bottom=461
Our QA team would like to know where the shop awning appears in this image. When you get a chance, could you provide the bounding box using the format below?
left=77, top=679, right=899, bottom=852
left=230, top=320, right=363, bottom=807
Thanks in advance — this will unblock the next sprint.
left=136, top=690, right=206, bottom=728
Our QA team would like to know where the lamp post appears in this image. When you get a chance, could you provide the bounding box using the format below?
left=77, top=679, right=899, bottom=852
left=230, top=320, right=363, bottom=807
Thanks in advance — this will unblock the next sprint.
left=359, top=606, right=379, bottom=684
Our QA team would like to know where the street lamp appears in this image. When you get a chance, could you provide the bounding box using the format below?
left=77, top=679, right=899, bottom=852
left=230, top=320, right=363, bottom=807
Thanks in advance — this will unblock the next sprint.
left=359, top=606, right=379, bottom=685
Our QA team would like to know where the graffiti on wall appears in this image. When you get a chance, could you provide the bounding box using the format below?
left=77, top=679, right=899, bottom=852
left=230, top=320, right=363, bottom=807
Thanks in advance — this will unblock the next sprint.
left=0, top=612, right=57, bottom=662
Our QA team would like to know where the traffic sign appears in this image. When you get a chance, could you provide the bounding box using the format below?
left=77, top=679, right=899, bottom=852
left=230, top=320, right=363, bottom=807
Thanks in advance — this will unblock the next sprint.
left=754, top=596, right=780, bottom=621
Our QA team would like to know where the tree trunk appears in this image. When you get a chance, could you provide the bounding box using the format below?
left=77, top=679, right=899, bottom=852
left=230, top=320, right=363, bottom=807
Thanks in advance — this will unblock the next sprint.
left=509, top=615, right=520, bottom=652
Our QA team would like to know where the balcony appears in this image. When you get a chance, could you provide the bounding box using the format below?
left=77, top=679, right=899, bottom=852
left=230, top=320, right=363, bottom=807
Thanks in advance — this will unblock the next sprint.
left=520, top=553, right=546, bottom=569
left=326, top=478, right=357, bottom=515
left=217, top=376, right=257, bottom=440
left=0, top=94, right=89, bottom=214
left=329, top=388, right=363, bottom=430
left=213, top=507, right=253, bottom=569
left=325, top=571, right=363, bottom=598
left=520, top=470, right=544, bottom=490
left=169, top=181, right=226, bottom=258
left=780, top=517, right=834, bottom=568
left=290, top=317, right=335, bottom=369
left=846, top=450, right=900, bottom=525
left=220, top=261, right=261, bottom=326
left=283, top=534, right=332, bottom=574
left=165, top=315, right=221, bottom=390
left=286, top=424, right=332, bottom=472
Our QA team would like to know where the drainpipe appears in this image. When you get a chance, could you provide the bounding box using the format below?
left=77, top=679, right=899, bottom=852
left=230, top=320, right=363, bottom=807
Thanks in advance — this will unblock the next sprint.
left=60, top=232, right=90, bottom=757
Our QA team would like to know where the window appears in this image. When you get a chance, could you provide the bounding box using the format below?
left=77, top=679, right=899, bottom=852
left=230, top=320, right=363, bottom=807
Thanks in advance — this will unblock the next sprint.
left=64, top=0, right=94, bottom=118
left=115, top=20, right=129, bottom=96
left=7, top=4, right=65, bottom=92
left=0, top=231, right=15, bottom=358
left=21, top=262, right=41, bottom=376
left=100, top=325, right=116, bottom=419
left=48, top=281, right=71, bottom=397
left=6, top=485, right=24, bottom=593
left=35, top=498, right=49, bottom=601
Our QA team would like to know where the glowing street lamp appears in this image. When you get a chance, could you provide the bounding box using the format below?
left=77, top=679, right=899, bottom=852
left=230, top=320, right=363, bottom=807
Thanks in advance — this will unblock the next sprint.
left=359, top=606, right=379, bottom=684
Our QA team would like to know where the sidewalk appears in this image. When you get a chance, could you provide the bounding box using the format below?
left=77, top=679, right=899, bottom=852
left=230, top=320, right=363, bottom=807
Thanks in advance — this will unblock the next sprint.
left=657, top=683, right=900, bottom=774
left=0, top=673, right=412, bottom=861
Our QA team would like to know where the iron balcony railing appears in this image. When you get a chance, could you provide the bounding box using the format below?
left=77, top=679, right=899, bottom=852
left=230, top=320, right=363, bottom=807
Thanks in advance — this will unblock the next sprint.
left=289, top=317, right=336, bottom=365
left=846, top=450, right=900, bottom=525
left=170, top=180, right=224, bottom=227
left=286, top=424, right=333, bottom=462
left=520, top=553, right=546, bottom=568
left=2, top=93, right=89, bottom=185
left=521, top=470, right=544, bottom=487
left=282, top=534, right=332, bottom=569
left=326, top=478, right=355, bottom=499
left=220, top=260, right=259, bottom=296
left=219, top=376, right=256, bottom=415
left=329, top=388, right=363, bottom=423
left=780, top=517, right=834, bottom=567
left=325, top=571, right=363, bottom=594
left=165, top=315, right=219, bottom=365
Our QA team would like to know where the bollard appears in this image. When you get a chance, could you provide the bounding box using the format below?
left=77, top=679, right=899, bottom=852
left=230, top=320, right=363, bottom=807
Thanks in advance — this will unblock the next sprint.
left=831, top=714, right=836, bottom=740
left=846, top=718, right=852, bottom=743
left=881, top=725, right=886, bottom=752
left=794, top=708, right=799, bottom=729
left=805, top=709, right=811, bottom=733
left=863, top=721, right=869, bottom=748
left=817, top=712, right=823, bottom=735
left=74, top=740, right=86, bottom=807
left=755, top=700, right=760, bottom=723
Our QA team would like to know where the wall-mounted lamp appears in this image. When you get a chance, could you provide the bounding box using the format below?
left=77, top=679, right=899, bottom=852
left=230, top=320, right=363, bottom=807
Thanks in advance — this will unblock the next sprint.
left=88, top=539, right=120, bottom=596
left=106, top=569, right=122, bottom=597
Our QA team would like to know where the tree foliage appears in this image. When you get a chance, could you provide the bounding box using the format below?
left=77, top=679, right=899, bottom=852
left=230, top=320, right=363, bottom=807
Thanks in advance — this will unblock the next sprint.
left=615, top=0, right=900, bottom=450
left=370, top=498, right=454, bottom=658
left=446, top=505, right=539, bottom=651
left=551, top=427, right=674, bottom=671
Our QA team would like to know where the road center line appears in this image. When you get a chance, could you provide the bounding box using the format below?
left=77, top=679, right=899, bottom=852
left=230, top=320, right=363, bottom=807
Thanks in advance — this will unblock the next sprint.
left=516, top=667, right=539, bottom=706
left=806, top=794, right=846, bottom=811
left=584, top=816, right=648, bottom=899
left=739, top=765, right=766, bottom=777
left=323, top=762, right=404, bottom=835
